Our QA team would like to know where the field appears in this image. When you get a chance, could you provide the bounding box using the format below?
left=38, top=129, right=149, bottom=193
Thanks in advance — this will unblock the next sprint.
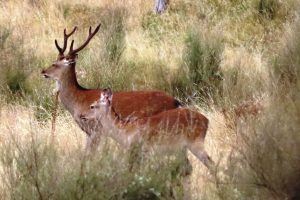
left=0, top=0, right=300, bottom=199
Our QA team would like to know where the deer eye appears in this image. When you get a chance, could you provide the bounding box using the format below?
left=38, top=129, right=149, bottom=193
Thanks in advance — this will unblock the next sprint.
left=90, top=105, right=95, bottom=109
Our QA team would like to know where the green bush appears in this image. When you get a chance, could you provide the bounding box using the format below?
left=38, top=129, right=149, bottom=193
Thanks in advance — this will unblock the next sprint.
left=102, top=7, right=126, bottom=64
left=0, top=27, right=54, bottom=120
left=77, top=7, right=129, bottom=91
left=4, top=69, right=27, bottom=95
left=258, top=0, right=280, bottom=20
left=181, top=30, right=223, bottom=101
left=0, top=35, right=33, bottom=97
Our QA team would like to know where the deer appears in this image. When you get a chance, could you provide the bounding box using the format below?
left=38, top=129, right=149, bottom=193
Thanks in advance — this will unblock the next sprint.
left=80, top=88, right=215, bottom=172
left=41, top=24, right=182, bottom=151
left=222, top=99, right=264, bottom=132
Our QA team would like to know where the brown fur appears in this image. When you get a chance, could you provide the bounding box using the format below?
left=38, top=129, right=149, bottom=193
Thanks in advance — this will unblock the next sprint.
left=234, top=100, right=263, bottom=118
left=42, top=64, right=180, bottom=135
left=81, top=90, right=214, bottom=170
left=116, top=108, right=209, bottom=143
left=41, top=26, right=181, bottom=150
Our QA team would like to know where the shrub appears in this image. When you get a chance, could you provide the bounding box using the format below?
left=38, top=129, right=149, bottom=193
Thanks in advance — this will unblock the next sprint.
left=217, top=87, right=300, bottom=200
left=181, top=30, right=223, bottom=101
left=141, top=9, right=184, bottom=43
left=0, top=26, right=54, bottom=120
left=141, top=12, right=164, bottom=41
left=78, top=6, right=128, bottom=91
left=0, top=33, right=33, bottom=98
left=0, top=127, right=189, bottom=199
left=102, top=7, right=126, bottom=64
left=221, top=64, right=266, bottom=108
left=273, top=17, right=300, bottom=90
left=214, top=17, right=300, bottom=200
left=0, top=26, right=10, bottom=49
left=4, top=69, right=27, bottom=95
left=258, top=0, right=280, bottom=20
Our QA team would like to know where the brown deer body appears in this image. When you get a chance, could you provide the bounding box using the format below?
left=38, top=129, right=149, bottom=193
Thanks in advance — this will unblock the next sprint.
left=81, top=89, right=214, bottom=170
left=41, top=25, right=181, bottom=149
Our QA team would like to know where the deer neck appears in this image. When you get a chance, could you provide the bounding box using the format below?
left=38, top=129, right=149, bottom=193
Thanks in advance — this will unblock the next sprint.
left=98, top=106, right=136, bottom=147
left=57, top=65, right=83, bottom=115
left=100, top=106, right=121, bottom=128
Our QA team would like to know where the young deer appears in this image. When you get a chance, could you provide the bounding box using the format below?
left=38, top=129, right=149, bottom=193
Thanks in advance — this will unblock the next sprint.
left=41, top=25, right=181, bottom=150
left=80, top=89, right=214, bottom=170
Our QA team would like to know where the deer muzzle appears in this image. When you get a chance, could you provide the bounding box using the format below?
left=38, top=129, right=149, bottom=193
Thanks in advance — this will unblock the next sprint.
left=41, top=69, right=50, bottom=78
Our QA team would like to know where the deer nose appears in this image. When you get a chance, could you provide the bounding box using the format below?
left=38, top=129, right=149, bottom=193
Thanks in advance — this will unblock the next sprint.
left=41, top=70, right=50, bottom=78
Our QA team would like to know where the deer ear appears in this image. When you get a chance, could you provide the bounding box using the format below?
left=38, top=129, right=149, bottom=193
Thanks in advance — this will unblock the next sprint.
left=107, top=88, right=112, bottom=96
left=108, top=92, right=113, bottom=102
left=99, top=93, right=106, bottom=104
left=103, top=88, right=112, bottom=96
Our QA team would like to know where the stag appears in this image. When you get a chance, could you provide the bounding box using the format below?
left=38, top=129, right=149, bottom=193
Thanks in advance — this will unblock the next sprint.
left=41, top=25, right=181, bottom=151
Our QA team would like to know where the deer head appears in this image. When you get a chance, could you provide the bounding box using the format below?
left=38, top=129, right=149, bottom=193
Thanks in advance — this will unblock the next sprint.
left=41, top=24, right=101, bottom=81
left=80, top=88, right=113, bottom=121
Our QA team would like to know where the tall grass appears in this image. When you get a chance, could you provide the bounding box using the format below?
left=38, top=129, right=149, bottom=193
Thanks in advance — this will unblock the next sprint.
left=210, top=14, right=300, bottom=200
left=0, top=0, right=300, bottom=199
left=181, top=29, right=223, bottom=101
left=0, top=105, right=191, bottom=199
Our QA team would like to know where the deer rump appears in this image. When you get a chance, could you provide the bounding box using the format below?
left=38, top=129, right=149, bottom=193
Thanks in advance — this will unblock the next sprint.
left=118, top=108, right=208, bottom=145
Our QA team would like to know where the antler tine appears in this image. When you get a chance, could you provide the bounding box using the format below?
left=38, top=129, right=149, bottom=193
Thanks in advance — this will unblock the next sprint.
left=68, top=24, right=101, bottom=56
left=55, top=39, right=63, bottom=54
left=69, top=40, right=75, bottom=54
left=55, top=26, right=77, bottom=55
left=65, top=26, right=77, bottom=37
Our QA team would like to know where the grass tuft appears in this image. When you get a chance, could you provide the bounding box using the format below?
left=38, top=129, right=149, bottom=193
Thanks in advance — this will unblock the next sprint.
left=258, top=0, right=280, bottom=20
left=181, top=29, right=223, bottom=101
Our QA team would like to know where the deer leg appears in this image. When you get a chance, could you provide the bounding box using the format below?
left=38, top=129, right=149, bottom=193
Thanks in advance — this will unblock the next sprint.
left=85, top=135, right=92, bottom=152
left=180, top=150, right=193, bottom=200
left=85, top=131, right=102, bottom=154
left=188, top=141, right=215, bottom=173
left=170, top=149, right=192, bottom=200
left=170, top=149, right=193, bottom=178
left=127, top=143, right=143, bottom=172
left=179, top=149, right=193, bottom=177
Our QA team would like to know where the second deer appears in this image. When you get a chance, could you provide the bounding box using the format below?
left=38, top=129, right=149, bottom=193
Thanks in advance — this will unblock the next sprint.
left=80, top=88, right=214, bottom=171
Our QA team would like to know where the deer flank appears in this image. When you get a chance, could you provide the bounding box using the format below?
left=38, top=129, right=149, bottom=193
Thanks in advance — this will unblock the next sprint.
left=81, top=89, right=214, bottom=170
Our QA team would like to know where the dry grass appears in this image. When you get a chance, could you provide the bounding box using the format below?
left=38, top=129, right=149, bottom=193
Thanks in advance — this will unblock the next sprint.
left=0, top=0, right=300, bottom=199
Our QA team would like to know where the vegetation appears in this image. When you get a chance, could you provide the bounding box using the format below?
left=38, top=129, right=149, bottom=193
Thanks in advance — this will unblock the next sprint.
left=0, top=0, right=299, bottom=199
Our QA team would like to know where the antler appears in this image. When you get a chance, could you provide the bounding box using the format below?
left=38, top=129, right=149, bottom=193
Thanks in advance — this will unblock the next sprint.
left=55, top=26, right=77, bottom=56
left=68, top=24, right=101, bottom=56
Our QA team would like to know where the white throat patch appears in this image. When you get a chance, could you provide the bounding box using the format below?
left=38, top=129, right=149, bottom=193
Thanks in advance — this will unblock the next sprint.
left=53, top=81, right=61, bottom=94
